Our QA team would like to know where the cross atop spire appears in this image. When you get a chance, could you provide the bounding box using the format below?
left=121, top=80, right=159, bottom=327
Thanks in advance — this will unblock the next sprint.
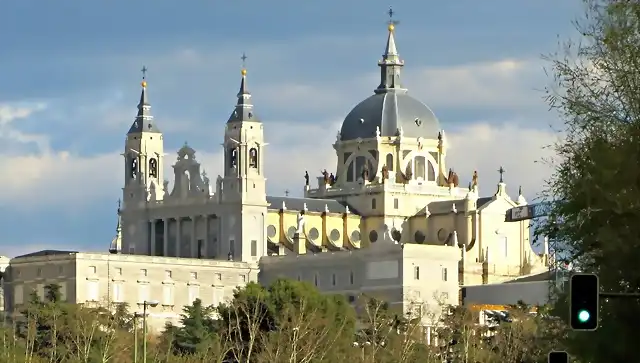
left=387, top=7, right=399, bottom=29
left=498, top=166, right=506, bottom=183
left=375, top=7, right=405, bottom=94
left=141, top=65, right=148, bottom=80
left=128, top=65, right=161, bottom=134
left=241, top=53, right=248, bottom=68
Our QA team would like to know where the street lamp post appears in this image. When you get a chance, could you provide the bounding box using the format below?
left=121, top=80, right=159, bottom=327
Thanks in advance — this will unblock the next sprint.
left=141, top=300, right=159, bottom=363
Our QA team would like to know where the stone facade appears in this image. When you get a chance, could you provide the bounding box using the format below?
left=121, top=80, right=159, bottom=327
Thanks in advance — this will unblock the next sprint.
left=4, top=251, right=255, bottom=331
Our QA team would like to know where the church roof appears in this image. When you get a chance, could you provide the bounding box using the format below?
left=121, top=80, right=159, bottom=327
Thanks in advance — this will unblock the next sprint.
left=266, top=196, right=359, bottom=215
left=227, top=66, right=261, bottom=123
left=339, top=20, right=440, bottom=141
left=128, top=70, right=161, bottom=134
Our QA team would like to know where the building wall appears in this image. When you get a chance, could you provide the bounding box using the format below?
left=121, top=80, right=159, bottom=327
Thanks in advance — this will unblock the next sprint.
left=259, top=242, right=460, bottom=325
left=4, top=252, right=256, bottom=332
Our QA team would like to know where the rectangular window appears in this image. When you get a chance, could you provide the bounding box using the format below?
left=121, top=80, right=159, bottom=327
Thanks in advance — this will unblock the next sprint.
left=36, top=268, right=42, bottom=277
left=190, top=272, right=198, bottom=280
left=115, top=267, right=122, bottom=276
left=140, top=269, right=148, bottom=277
left=314, top=274, right=319, bottom=286
left=212, top=287, right=224, bottom=307
left=414, top=266, right=420, bottom=280
left=87, top=281, right=99, bottom=301
left=350, top=271, right=354, bottom=285
left=162, top=285, right=174, bottom=306
left=188, top=285, right=200, bottom=303
left=197, top=239, right=204, bottom=258
left=241, top=274, right=246, bottom=283
left=59, top=282, right=67, bottom=301
left=229, top=240, right=235, bottom=255
left=113, top=283, right=123, bottom=302
left=215, top=273, right=222, bottom=281
left=251, top=240, right=257, bottom=257
left=165, top=270, right=172, bottom=279
left=500, top=236, right=508, bottom=257
left=58, top=265, right=64, bottom=275
left=138, top=284, right=150, bottom=304
left=36, top=284, right=45, bottom=300
left=14, top=285, right=24, bottom=305
left=129, top=247, right=135, bottom=254
left=332, top=274, right=337, bottom=286
left=88, top=266, right=97, bottom=274
left=394, top=198, right=399, bottom=209
left=442, top=268, right=448, bottom=281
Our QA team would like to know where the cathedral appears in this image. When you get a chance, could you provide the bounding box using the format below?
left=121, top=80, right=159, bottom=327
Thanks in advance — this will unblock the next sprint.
left=3, top=19, right=548, bottom=330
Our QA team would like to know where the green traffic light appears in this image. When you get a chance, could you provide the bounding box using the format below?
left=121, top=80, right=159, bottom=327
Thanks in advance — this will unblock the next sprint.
left=578, top=309, right=591, bottom=323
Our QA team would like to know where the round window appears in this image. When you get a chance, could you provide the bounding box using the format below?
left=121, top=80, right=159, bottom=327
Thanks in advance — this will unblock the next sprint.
left=330, top=229, right=341, bottom=241
left=287, top=226, right=297, bottom=238
left=369, top=230, right=378, bottom=243
left=437, top=228, right=448, bottom=242
left=267, top=225, right=277, bottom=238
left=415, top=231, right=426, bottom=244
left=350, top=230, right=361, bottom=242
left=391, top=229, right=402, bottom=242
left=309, top=227, right=320, bottom=241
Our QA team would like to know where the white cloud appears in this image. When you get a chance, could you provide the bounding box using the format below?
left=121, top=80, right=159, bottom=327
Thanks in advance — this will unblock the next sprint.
left=446, top=122, right=558, bottom=201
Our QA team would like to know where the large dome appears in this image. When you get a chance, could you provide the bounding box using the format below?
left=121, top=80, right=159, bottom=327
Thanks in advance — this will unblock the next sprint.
left=340, top=91, right=440, bottom=141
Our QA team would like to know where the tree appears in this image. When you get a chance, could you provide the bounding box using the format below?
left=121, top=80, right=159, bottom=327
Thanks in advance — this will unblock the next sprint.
left=171, top=298, right=218, bottom=355
left=539, top=0, right=640, bottom=361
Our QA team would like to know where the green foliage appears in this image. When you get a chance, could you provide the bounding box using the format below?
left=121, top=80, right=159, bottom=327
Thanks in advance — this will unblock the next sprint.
left=540, top=0, right=640, bottom=361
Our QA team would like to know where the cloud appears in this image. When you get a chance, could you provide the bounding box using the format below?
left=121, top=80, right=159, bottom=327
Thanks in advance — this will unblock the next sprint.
left=446, top=122, right=558, bottom=201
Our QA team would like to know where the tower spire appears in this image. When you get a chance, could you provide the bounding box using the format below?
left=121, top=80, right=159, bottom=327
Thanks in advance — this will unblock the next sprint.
left=109, top=199, right=122, bottom=254
left=375, top=7, right=405, bottom=94
left=128, top=66, right=161, bottom=134
left=228, top=53, right=261, bottom=123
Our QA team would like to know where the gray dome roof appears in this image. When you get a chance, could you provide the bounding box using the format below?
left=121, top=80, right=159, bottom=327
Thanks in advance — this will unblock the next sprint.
left=340, top=91, right=440, bottom=141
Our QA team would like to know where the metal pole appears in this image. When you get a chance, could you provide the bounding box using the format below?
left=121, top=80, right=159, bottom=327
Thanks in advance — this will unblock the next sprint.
left=600, top=292, right=640, bottom=298
left=133, top=315, right=138, bottom=363
left=143, top=303, right=148, bottom=363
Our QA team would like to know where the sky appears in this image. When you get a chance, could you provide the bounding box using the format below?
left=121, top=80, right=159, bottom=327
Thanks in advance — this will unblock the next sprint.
left=0, top=0, right=583, bottom=257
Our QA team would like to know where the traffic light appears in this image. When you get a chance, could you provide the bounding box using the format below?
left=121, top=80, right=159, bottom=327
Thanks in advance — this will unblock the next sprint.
left=548, top=350, right=568, bottom=363
left=569, top=273, right=599, bottom=331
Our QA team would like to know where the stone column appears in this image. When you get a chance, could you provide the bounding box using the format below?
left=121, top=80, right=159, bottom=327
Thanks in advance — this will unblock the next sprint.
left=176, top=217, right=182, bottom=257
left=163, top=218, right=169, bottom=256
left=203, top=214, right=209, bottom=258
left=191, top=215, right=197, bottom=258
left=150, top=219, right=157, bottom=256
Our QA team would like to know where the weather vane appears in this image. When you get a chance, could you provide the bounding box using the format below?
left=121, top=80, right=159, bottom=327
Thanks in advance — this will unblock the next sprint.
left=141, top=65, right=148, bottom=80
left=387, top=7, right=399, bottom=27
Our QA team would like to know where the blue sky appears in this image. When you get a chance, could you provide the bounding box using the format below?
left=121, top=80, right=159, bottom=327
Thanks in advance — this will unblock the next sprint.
left=0, top=0, right=582, bottom=256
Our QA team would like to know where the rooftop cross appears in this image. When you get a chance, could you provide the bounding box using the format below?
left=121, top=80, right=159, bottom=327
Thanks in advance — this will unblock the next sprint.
left=498, top=166, right=506, bottom=183
left=285, top=189, right=290, bottom=197
left=241, top=53, right=248, bottom=67
left=117, top=198, right=121, bottom=212
left=387, top=7, right=399, bottom=27
left=141, top=65, right=148, bottom=80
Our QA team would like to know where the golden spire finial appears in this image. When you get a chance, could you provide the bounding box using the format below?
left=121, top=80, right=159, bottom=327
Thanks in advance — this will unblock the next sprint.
left=140, top=65, right=148, bottom=88
left=241, top=53, right=248, bottom=76
left=387, top=7, right=398, bottom=32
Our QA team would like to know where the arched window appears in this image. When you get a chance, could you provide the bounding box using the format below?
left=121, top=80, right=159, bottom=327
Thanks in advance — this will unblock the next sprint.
left=149, top=158, right=158, bottom=178
left=386, top=153, right=394, bottom=171
left=229, top=148, right=238, bottom=168
left=249, top=148, right=258, bottom=168
left=371, top=198, right=377, bottom=210
left=427, top=161, right=436, bottom=181
left=415, top=156, right=426, bottom=180
left=346, top=161, right=355, bottom=182
left=129, top=156, right=138, bottom=179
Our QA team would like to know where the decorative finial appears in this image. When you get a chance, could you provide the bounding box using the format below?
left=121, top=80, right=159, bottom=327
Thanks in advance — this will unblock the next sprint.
left=387, top=7, right=399, bottom=32
left=518, top=185, right=523, bottom=196
left=498, top=166, right=506, bottom=183
left=241, top=53, right=248, bottom=76
left=117, top=198, right=121, bottom=213
left=140, top=65, right=148, bottom=88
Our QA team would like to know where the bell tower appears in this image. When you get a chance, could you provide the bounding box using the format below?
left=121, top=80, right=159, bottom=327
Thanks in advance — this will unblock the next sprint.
left=220, top=57, right=268, bottom=262
left=122, top=66, right=165, bottom=205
